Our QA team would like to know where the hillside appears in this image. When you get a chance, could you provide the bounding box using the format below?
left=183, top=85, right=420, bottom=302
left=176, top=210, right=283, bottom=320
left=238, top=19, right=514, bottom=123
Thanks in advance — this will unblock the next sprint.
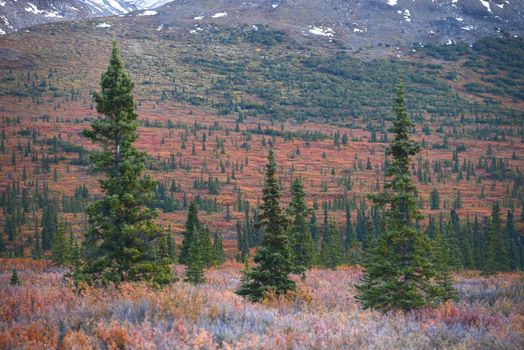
left=0, top=0, right=522, bottom=254
left=0, top=2, right=523, bottom=349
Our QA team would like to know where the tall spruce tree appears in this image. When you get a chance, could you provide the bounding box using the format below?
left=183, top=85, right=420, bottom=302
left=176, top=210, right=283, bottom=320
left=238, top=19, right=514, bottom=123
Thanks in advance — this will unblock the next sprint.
left=184, top=225, right=205, bottom=284
left=482, top=202, right=509, bottom=276
left=320, top=219, right=344, bottom=270
left=356, top=78, right=442, bottom=311
left=505, top=211, right=519, bottom=271
left=51, top=222, right=70, bottom=266
left=431, top=224, right=457, bottom=302
left=82, top=42, right=172, bottom=286
left=212, top=231, right=226, bottom=266
left=288, top=178, right=314, bottom=275
left=236, top=149, right=295, bottom=302
left=179, top=202, right=201, bottom=265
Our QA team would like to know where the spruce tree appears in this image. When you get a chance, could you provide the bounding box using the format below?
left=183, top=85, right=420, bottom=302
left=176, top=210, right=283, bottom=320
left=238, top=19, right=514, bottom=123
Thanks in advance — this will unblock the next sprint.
left=82, top=42, right=172, bottom=286
left=236, top=149, right=295, bottom=302
left=10, top=269, right=21, bottom=286
left=179, top=202, right=201, bottom=265
left=320, top=220, right=344, bottom=270
left=431, top=225, right=456, bottom=302
left=344, top=203, right=355, bottom=251
left=185, top=225, right=205, bottom=284
left=185, top=227, right=205, bottom=284
left=356, top=78, right=441, bottom=311
left=199, top=225, right=213, bottom=267
left=505, top=211, right=519, bottom=271
left=212, top=231, right=226, bottom=266
left=32, top=230, right=43, bottom=259
left=288, top=178, right=314, bottom=275
left=51, top=222, right=70, bottom=266
left=166, top=231, right=176, bottom=263
left=430, top=188, right=440, bottom=210
left=482, top=202, right=509, bottom=276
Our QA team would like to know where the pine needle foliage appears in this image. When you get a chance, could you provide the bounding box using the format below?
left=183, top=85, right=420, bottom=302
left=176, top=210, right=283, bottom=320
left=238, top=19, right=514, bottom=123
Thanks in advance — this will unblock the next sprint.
left=288, top=178, right=315, bottom=275
left=236, top=149, right=295, bottom=302
left=10, top=269, right=21, bottom=286
left=356, top=78, right=444, bottom=312
left=81, top=42, right=172, bottom=286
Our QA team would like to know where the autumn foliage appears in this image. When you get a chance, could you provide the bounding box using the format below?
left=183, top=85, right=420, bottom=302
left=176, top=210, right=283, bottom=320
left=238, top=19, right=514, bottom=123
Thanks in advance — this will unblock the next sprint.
left=1, top=259, right=522, bottom=349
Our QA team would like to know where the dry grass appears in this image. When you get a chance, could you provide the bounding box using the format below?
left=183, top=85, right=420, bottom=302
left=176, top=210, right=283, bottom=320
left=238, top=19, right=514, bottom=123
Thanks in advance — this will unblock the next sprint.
left=0, top=259, right=522, bottom=349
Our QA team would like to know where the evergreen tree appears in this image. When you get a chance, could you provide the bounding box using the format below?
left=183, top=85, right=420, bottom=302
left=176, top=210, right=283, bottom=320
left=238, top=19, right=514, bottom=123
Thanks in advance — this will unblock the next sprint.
left=236, top=149, right=295, bottom=302
left=179, top=202, right=201, bottom=265
left=287, top=178, right=314, bottom=275
left=51, top=222, right=70, bottom=266
left=10, top=269, right=21, bottom=286
left=431, top=225, right=456, bottom=302
left=505, top=211, right=519, bottom=271
left=166, top=230, right=176, bottom=262
left=212, top=231, right=226, bottom=266
left=320, top=220, right=344, bottom=269
left=461, top=216, right=475, bottom=269
left=41, top=199, right=58, bottom=250
left=430, top=188, right=440, bottom=210
left=356, top=78, right=441, bottom=311
left=309, top=211, right=319, bottom=242
left=344, top=203, right=356, bottom=251
left=184, top=225, right=205, bottom=284
left=32, top=215, right=43, bottom=259
left=471, top=214, right=483, bottom=270
left=482, top=203, right=509, bottom=275
left=81, top=43, right=172, bottom=286
left=199, top=226, right=213, bottom=267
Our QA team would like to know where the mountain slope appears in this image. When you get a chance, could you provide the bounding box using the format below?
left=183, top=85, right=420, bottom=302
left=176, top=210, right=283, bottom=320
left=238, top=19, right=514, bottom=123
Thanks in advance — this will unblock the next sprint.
left=2, top=0, right=523, bottom=39
left=0, top=0, right=175, bottom=34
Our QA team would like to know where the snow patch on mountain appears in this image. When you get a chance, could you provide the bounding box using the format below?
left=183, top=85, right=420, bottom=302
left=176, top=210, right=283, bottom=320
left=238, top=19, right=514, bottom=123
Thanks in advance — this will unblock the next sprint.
left=479, top=0, right=492, bottom=13
left=125, top=0, right=172, bottom=10
left=138, top=10, right=157, bottom=16
left=211, top=12, right=228, bottom=18
left=308, top=26, right=334, bottom=37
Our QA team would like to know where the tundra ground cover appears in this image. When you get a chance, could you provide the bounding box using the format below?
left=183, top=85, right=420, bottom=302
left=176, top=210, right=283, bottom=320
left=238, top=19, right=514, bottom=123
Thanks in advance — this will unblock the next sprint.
left=1, top=259, right=522, bottom=349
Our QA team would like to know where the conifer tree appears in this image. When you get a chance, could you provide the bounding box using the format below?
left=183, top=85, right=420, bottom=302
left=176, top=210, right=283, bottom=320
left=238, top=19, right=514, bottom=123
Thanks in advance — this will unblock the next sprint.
left=320, top=220, right=344, bottom=269
left=82, top=42, right=172, bottom=286
left=179, top=202, right=201, bottom=265
left=505, top=211, right=519, bottom=271
left=430, top=188, right=440, bottom=210
left=288, top=178, right=314, bottom=275
left=309, top=211, right=319, bottom=242
left=32, top=230, right=43, bottom=259
left=185, top=225, right=205, bottom=284
left=51, top=222, right=70, bottom=266
left=482, top=202, right=509, bottom=276
left=461, top=216, right=474, bottom=269
left=431, top=225, right=456, bottom=302
left=199, top=226, right=213, bottom=267
left=344, top=203, right=355, bottom=251
left=356, top=78, right=441, bottom=311
left=236, top=149, right=295, bottom=302
left=10, top=269, right=21, bottom=286
left=166, top=231, right=176, bottom=262
left=212, top=231, right=226, bottom=266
